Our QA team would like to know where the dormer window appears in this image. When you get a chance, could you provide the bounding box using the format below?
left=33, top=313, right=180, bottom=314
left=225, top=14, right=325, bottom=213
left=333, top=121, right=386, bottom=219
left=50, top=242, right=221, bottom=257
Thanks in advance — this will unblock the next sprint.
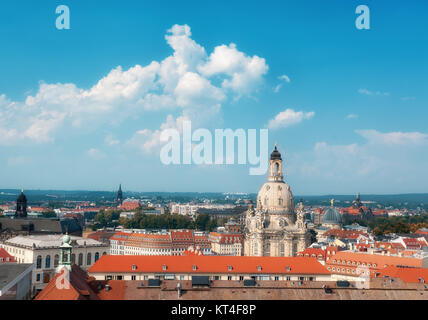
left=227, top=265, right=233, bottom=271
left=285, top=266, right=291, bottom=272
left=132, top=264, right=137, bottom=270
left=257, top=265, right=262, bottom=271
left=162, top=264, right=167, bottom=271
left=192, top=265, right=197, bottom=271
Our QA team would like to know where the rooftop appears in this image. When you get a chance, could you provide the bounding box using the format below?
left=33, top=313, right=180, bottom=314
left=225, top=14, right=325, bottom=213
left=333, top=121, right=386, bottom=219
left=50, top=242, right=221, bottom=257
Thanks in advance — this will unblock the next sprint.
left=0, top=263, right=33, bottom=295
left=4, top=234, right=106, bottom=249
left=89, top=255, right=330, bottom=275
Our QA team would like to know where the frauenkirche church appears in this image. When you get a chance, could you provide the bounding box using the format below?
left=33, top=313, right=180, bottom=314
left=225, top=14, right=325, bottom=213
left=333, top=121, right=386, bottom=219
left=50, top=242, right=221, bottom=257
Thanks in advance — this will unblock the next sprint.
left=243, top=145, right=310, bottom=257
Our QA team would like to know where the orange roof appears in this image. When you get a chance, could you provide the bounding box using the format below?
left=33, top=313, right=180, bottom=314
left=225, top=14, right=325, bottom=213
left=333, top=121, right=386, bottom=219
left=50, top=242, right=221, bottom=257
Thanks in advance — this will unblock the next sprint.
left=89, top=255, right=330, bottom=275
left=377, top=265, right=428, bottom=283
left=298, top=248, right=326, bottom=260
left=0, top=248, right=16, bottom=262
left=326, top=251, right=423, bottom=269
left=35, top=265, right=99, bottom=300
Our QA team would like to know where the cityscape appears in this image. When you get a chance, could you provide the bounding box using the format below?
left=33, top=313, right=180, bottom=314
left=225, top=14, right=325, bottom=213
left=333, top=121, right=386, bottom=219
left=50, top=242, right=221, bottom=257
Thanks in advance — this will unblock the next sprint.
left=1, top=0, right=428, bottom=311
left=1, top=146, right=427, bottom=300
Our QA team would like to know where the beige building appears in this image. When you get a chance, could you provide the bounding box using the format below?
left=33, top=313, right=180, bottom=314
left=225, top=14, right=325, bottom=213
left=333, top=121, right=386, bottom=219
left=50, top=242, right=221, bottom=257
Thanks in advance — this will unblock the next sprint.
left=208, top=232, right=242, bottom=256
left=243, top=146, right=310, bottom=257
left=0, top=234, right=109, bottom=294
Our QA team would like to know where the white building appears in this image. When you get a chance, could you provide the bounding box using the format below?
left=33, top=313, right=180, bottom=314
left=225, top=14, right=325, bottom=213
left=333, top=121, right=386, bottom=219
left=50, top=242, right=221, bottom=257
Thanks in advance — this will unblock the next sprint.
left=0, top=235, right=109, bottom=294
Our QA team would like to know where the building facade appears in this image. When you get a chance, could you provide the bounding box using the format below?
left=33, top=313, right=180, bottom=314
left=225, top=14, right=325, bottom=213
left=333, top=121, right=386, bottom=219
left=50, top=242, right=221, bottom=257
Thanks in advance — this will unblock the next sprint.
left=0, top=235, right=109, bottom=293
left=110, top=229, right=212, bottom=256
left=88, top=255, right=331, bottom=282
left=208, top=232, right=242, bottom=256
left=243, top=146, right=310, bottom=257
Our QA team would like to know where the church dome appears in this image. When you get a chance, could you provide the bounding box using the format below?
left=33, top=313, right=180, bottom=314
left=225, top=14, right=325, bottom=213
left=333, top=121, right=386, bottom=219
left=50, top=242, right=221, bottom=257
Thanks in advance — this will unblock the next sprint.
left=257, top=181, right=294, bottom=213
left=322, top=207, right=342, bottom=225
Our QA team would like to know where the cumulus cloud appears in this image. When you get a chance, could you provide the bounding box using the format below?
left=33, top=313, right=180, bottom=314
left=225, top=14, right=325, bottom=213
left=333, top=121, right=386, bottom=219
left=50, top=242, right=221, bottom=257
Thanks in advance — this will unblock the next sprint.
left=0, top=24, right=269, bottom=149
left=267, top=108, right=314, bottom=130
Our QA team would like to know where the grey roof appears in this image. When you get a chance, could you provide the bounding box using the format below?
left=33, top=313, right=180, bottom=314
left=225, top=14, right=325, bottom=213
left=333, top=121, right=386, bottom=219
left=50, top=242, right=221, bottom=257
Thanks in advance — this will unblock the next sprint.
left=0, top=263, right=33, bottom=295
left=4, top=234, right=106, bottom=249
left=322, top=207, right=342, bottom=225
left=0, top=217, right=82, bottom=234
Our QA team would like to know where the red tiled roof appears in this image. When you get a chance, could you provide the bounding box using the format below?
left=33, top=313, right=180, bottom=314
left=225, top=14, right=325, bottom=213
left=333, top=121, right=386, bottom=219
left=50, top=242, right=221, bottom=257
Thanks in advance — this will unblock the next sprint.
left=35, top=265, right=100, bottom=300
left=326, top=251, right=423, bottom=270
left=0, top=248, right=16, bottom=263
left=89, top=255, right=330, bottom=275
left=377, top=265, right=428, bottom=283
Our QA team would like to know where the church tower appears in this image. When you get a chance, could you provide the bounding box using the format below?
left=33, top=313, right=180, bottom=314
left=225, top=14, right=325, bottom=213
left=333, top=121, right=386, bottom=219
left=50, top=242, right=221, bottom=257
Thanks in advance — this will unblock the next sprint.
left=15, top=189, right=28, bottom=219
left=243, top=145, right=310, bottom=257
left=116, top=184, right=123, bottom=206
left=59, top=234, right=72, bottom=271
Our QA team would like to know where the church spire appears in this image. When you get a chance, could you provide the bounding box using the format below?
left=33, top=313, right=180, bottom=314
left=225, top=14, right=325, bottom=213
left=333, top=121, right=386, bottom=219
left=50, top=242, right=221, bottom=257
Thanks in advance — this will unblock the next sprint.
left=268, top=145, right=283, bottom=182
left=116, top=184, right=123, bottom=206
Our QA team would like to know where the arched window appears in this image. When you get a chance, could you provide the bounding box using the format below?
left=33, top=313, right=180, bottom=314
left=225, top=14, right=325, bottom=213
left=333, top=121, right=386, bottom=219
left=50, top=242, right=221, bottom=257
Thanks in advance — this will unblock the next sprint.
left=87, top=252, right=92, bottom=265
left=278, top=198, right=283, bottom=206
left=36, top=255, right=42, bottom=269
left=71, top=253, right=76, bottom=264
left=95, top=252, right=100, bottom=262
left=264, top=198, right=268, bottom=206
left=54, top=254, right=59, bottom=267
left=275, top=162, right=279, bottom=174
left=78, top=253, right=83, bottom=266
left=45, top=255, right=51, bottom=269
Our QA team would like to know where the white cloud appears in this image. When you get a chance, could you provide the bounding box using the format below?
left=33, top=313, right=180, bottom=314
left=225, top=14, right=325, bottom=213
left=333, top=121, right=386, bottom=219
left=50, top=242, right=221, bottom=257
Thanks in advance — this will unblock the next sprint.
left=87, top=148, right=107, bottom=160
left=346, top=114, right=358, bottom=119
left=0, top=24, right=269, bottom=149
left=278, top=75, right=290, bottom=83
left=105, top=134, right=120, bottom=146
left=356, top=129, right=428, bottom=146
left=199, top=43, right=268, bottom=96
left=267, top=108, right=314, bottom=130
left=273, top=75, right=291, bottom=93
left=288, top=129, right=428, bottom=193
left=358, top=88, right=390, bottom=96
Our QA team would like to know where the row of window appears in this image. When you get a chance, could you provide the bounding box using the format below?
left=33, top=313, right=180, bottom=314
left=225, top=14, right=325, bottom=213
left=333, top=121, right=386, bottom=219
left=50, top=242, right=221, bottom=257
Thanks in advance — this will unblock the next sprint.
left=327, top=266, right=370, bottom=275
left=35, top=252, right=106, bottom=269
left=104, top=274, right=314, bottom=281
left=331, top=260, right=377, bottom=268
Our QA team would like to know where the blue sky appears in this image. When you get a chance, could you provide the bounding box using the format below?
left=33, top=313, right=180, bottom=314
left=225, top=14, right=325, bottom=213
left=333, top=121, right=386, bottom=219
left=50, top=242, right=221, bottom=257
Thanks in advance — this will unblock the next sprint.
left=1, top=0, right=427, bottom=194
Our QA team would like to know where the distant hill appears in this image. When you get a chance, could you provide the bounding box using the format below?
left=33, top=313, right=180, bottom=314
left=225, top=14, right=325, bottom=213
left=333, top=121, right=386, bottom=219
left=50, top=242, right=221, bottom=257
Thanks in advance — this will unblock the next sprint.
left=0, top=189, right=427, bottom=209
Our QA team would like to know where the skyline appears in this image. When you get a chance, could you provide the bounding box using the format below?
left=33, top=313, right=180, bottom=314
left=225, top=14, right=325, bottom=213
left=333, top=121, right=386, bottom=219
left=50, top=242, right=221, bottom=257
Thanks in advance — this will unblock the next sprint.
left=1, top=0, right=428, bottom=194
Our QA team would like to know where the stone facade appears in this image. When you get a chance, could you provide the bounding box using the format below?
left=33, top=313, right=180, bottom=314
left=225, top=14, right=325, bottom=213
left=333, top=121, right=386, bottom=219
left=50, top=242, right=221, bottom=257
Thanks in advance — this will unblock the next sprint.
left=243, top=146, right=310, bottom=257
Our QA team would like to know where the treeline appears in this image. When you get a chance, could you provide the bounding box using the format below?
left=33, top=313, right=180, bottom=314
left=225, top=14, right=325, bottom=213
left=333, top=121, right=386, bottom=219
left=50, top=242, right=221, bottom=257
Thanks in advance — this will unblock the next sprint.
left=344, top=214, right=428, bottom=236
left=121, top=212, right=218, bottom=231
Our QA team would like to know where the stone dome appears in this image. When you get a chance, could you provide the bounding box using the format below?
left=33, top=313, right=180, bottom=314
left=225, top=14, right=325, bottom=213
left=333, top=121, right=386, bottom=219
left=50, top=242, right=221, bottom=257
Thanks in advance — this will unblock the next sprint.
left=322, top=207, right=342, bottom=225
left=257, top=181, right=294, bottom=214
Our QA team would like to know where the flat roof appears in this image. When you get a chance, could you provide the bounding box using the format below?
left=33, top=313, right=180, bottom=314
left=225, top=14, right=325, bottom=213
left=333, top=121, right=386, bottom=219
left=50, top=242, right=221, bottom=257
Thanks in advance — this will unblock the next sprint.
left=0, top=263, right=34, bottom=295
